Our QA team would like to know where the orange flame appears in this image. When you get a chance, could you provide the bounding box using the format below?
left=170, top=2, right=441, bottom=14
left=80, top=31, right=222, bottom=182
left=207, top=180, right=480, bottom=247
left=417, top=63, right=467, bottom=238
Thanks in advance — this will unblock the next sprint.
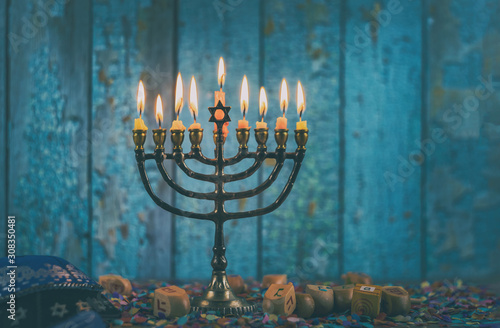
left=297, top=81, right=305, bottom=118
left=218, top=57, right=225, bottom=89
left=240, top=75, right=249, bottom=117
left=175, top=72, right=183, bottom=117
left=280, top=78, right=288, bottom=115
left=137, top=80, right=145, bottom=116
left=259, top=87, right=268, bottom=119
left=189, top=76, right=198, bottom=121
left=156, top=95, right=163, bottom=127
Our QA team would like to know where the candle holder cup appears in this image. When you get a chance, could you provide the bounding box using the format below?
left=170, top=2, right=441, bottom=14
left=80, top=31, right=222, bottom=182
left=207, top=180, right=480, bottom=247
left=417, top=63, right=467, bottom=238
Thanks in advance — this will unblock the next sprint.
left=274, top=128, right=289, bottom=150
left=189, top=128, right=203, bottom=150
left=213, top=130, right=227, bottom=144
left=171, top=129, right=185, bottom=151
left=236, top=127, right=250, bottom=149
left=153, top=128, right=167, bottom=150
left=254, top=128, right=269, bottom=150
left=295, top=129, right=308, bottom=150
left=133, top=130, right=147, bottom=150
left=133, top=101, right=307, bottom=315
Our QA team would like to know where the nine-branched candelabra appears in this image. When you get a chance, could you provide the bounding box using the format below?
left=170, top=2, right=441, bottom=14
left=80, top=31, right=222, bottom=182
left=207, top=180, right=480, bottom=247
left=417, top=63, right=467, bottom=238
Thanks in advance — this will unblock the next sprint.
left=133, top=100, right=308, bottom=315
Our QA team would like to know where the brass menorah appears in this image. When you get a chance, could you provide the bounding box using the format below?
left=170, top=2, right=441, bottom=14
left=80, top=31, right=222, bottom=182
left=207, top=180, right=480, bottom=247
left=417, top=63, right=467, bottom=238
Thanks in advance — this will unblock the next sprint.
left=133, top=100, right=308, bottom=315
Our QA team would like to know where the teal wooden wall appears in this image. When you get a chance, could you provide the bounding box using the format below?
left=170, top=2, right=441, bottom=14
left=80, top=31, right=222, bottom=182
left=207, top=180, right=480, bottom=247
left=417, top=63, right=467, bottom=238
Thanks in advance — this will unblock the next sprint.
left=1, top=0, right=499, bottom=282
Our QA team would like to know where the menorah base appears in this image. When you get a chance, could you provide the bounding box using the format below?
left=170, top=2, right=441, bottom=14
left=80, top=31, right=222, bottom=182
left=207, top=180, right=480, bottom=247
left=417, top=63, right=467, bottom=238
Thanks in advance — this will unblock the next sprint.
left=190, top=271, right=256, bottom=316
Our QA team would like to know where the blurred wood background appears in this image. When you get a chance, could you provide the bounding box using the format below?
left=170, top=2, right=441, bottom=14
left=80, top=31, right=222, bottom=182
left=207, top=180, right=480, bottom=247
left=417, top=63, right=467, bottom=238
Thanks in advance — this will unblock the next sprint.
left=1, top=0, right=499, bottom=282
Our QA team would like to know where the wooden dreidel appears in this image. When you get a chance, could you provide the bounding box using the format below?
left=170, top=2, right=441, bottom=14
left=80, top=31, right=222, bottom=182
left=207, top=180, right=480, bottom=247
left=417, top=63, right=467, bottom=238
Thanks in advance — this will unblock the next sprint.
left=381, top=286, right=411, bottom=316
left=227, top=274, right=246, bottom=294
left=153, top=285, right=190, bottom=318
left=341, top=272, right=373, bottom=285
left=262, top=274, right=287, bottom=289
left=305, top=284, right=334, bottom=317
left=98, top=274, right=132, bottom=296
left=351, top=284, right=382, bottom=318
left=262, top=282, right=296, bottom=316
left=332, top=284, right=354, bottom=313
left=294, top=293, right=315, bottom=318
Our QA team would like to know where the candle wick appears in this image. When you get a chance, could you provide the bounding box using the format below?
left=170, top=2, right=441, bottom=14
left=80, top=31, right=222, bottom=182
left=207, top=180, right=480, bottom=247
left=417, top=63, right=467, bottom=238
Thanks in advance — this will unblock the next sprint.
left=261, top=116, right=264, bottom=122
left=176, top=114, right=179, bottom=121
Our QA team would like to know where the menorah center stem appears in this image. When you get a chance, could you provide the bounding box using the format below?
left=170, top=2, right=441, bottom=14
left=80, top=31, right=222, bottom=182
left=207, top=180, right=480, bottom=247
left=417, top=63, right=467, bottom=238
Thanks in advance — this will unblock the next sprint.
left=211, top=221, right=228, bottom=271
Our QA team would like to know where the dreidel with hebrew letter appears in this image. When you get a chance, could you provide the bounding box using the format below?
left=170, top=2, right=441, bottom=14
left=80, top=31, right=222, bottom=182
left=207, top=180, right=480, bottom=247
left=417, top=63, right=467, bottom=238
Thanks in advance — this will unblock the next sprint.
left=381, top=286, right=411, bottom=316
left=153, top=285, right=190, bottom=318
left=305, top=284, right=334, bottom=317
left=351, top=284, right=382, bottom=318
left=262, top=282, right=296, bottom=316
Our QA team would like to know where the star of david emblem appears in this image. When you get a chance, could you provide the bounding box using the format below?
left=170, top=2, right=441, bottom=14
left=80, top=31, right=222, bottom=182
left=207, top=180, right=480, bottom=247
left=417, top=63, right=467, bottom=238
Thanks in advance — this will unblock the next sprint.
left=208, top=100, right=231, bottom=129
left=76, top=300, right=91, bottom=311
left=50, top=302, right=68, bottom=318
left=87, top=297, right=107, bottom=312
left=11, top=307, right=27, bottom=326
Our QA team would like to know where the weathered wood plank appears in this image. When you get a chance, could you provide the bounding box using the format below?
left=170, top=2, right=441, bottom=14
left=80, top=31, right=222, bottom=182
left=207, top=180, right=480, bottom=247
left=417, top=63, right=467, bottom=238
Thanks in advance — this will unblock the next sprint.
left=135, top=0, right=177, bottom=280
left=8, top=0, right=91, bottom=271
left=426, top=0, right=500, bottom=280
left=91, top=0, right=177, bottom=279
left=343, top=0, right=422, bottom=281
left=176, top=0, right=260, bottom=280
left=261, top=0, right=341, bottom=281
left=0, top=0, right=7, bottom=256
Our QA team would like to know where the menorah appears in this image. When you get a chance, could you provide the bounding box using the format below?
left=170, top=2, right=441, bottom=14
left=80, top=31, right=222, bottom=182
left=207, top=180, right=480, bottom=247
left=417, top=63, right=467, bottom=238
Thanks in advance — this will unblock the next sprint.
left=133, top=98, right=308, bottom=315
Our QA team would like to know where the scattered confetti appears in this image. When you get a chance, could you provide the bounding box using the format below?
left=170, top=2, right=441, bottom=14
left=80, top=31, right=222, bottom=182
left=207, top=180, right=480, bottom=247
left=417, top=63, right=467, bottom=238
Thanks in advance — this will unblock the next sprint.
left=103, top=279, right=499, bottom=327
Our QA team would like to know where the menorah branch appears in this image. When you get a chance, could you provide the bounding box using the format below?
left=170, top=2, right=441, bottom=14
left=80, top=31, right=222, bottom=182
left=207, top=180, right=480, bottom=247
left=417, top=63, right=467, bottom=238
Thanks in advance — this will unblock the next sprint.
left=136, top=155, right=214, bottom=221
left=221, top=152, right=267, bottom=182
left=223, top=148, right=251, bottom=165
left=173, top=152, right=218, bottom=182
left=156, top=160, right=218, bottom=200
left=225, top=152, right=305, bottom=220
left=223, top=159, right=285, bottom=200
left=184, top=149, right=217, bottom=166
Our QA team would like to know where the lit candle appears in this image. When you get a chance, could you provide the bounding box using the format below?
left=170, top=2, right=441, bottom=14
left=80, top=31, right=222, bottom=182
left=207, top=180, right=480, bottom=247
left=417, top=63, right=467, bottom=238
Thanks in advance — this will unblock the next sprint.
left=214, top=57, right=228, bottom=137
left=134, top=81, right=148, bottom=130
left=188, top=76, right=201, bottom=130
left=238, top=75, right=250, bottom=129
left=256, top=87, right=268, bottom=129
left=156, top=95, right=163, bottom=128
left=296, top=81, right=307, bottom=130
left=214, top=57, right=226, bottom=106
left=171, top=72, right=186, bottom=131
left=275, top=78, right=288, bottom=130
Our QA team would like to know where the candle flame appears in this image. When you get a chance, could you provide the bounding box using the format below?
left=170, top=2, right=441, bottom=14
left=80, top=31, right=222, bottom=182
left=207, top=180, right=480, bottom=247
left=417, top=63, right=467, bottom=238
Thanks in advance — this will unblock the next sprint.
left=175, top=72, right=183, bottom=116
left=280, top=78, right=289, bottom=114
left=189, top=76, right=198, bottom=121
left=218, top=57, right=225, bottom=89
left=240, top=75, right=249, bottom=117
left=259, top=87, right=268, bottom=118
left=137, top=80, right=145, bottom=116
left=156, top=95, right=163, bottom=127
left=297, top=81, right=305, bottom=118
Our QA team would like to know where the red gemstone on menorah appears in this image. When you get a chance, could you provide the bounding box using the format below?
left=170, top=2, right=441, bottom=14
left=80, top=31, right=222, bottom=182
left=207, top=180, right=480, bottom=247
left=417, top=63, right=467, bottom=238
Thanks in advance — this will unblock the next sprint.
left=133, top=100, right=307, bottom=315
